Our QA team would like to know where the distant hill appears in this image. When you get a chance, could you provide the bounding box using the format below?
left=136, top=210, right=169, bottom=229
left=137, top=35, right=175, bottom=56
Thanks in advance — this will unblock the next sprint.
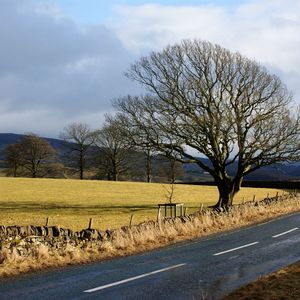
left=0, top=133, right=66, bottom=159
left=0, top=133, right=299, bottom=181
left=183, top=158, right=300, bottom=182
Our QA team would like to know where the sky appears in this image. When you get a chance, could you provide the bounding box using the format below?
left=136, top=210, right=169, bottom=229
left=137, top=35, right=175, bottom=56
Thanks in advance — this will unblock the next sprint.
left=0, top=0, right=299, bottom=138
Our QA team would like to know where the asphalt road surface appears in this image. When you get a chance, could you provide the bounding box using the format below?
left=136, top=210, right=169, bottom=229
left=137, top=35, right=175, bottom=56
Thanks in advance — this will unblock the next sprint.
left=0, top=212, right=300, bottom=300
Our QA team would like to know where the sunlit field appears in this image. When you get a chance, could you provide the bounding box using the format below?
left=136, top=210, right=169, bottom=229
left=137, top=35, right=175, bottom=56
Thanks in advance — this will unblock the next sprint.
left=0, top=177, right=284, bottom=230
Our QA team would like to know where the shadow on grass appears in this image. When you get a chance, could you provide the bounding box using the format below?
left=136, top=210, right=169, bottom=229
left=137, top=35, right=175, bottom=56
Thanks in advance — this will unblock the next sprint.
left=0, top=201, right=157, bottom=212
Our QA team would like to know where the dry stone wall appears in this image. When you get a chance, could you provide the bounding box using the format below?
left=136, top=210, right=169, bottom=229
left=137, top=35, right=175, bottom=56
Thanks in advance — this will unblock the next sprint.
left=0, top=192, right=297, bottom=261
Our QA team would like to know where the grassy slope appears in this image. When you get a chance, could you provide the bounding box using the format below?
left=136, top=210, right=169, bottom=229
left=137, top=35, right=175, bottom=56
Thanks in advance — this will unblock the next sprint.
left=0, top=177, right=284, bottom=230
left=223, top=260, right=300, bottom=300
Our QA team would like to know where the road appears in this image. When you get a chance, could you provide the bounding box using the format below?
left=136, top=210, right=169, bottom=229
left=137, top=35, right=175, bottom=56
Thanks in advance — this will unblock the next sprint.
left=0, top=212, right=300, bottom=300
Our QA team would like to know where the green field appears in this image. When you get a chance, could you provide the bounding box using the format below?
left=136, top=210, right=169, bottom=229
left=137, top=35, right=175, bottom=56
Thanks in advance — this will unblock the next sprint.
left=0, top=177, right=284, bottom=230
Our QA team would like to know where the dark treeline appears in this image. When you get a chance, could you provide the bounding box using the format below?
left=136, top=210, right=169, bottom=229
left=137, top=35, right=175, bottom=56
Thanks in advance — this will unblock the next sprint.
left=2, top=122, right=185, bottom=183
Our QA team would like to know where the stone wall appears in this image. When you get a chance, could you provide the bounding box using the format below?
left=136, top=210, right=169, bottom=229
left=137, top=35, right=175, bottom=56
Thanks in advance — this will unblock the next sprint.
left=0, top=192, right=297, bottom=262
left=0, top=192, right=297, bottom=241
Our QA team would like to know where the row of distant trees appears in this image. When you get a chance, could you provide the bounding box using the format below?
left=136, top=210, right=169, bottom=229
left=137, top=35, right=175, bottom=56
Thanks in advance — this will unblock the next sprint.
left=59, top=120, right=183, bottom=182
left=3, top=120, right=184, bottom=183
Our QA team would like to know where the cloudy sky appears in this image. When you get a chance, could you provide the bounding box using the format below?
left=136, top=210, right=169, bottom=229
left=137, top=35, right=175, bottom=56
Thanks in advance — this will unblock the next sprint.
left=0, top=0, right=300, bottom=138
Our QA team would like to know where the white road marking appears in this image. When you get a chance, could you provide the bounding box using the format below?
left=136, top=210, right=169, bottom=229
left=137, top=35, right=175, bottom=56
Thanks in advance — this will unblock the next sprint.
left=83, top=263, right=186, bottom=293
left=213, top=242, right=259, bottom=256
left=272, top=227, right=298, bottom=238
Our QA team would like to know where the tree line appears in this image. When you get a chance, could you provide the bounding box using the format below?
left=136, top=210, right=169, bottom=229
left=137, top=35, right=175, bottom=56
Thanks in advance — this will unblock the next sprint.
left=3, top=39, right=300, bottom=207
left=3, top=120, right=184, bottom=183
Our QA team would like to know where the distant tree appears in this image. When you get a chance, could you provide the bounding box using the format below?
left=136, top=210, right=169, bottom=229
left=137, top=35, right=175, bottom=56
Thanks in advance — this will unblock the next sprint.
left=111, top=113, right=157, bottom=182
left=42, top=162, right=65, bottom=178
left=60, top=122, right=96, bottom=180
left=16, top=134, right=56, bottom=178
left=156, top=156, right=184, bottom=184
left=115, top=39, right=300, bottom=208
left=94, top=116, right=131, bottom=181
left=4, top=143, right=23, bottom=177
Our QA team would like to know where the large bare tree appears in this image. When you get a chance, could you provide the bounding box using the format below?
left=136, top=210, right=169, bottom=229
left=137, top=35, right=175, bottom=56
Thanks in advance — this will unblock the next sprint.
left=115, top=39, right=300, bottom=208
left=60, top=122, right=96, bottom=180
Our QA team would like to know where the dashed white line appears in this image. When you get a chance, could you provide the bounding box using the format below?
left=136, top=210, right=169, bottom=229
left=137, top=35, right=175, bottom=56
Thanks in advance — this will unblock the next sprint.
left=213, top=242, right=259, bottom=256
left=84, top=223, right=299, bottom=293
left=83, top=263, right=186, bottom=293
left=272, top=227, right=298, bottom=238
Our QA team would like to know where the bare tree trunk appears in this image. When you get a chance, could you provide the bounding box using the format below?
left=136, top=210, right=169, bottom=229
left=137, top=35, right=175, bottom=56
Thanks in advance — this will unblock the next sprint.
left=213, top=176, right=243, bottom=208
left=112, top=159, right=118, bottom=181
left=13, top=164, right=17, bottom=177
left=170, top=158, right=176, bottom=184
left=79, top=149, right=84, bottom=180
left=146, top=148, right=152, bottom=183
left=214, top=185, right=233, bottom=208
left=112, top=173, right=117, bottom=181
left=31, top=161, right=36, bottom=178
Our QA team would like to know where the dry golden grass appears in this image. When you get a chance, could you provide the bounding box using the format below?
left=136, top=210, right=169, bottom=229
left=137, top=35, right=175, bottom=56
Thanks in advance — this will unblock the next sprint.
left=0, top=177, right=284, bottom=230
left=223, top=260, right=300, bottom=300
left=1, top=194, right=300, bottom=278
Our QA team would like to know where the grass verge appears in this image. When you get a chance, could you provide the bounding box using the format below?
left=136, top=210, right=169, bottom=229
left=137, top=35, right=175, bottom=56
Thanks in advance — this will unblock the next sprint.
left=223, top=260, right=300, bottom=300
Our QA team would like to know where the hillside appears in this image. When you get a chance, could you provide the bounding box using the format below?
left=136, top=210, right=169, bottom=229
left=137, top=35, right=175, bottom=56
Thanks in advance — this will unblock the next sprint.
left=0, top=133, right=66, bottom=157
left=184, top=160, right=300, bottom=182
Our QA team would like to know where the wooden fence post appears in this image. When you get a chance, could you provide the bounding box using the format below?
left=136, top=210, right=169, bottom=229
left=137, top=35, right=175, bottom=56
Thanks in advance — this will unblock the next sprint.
left=129, top=214, right=134, bottom=227
left=157, top=207, right=161, bottom=222
left=88, top=218, right=93, bottom=230
left=199, top=203, right=203, bottom=212
left=184, top=207, right=188, bottom=217
left=45, top=217, right=49, bottom=227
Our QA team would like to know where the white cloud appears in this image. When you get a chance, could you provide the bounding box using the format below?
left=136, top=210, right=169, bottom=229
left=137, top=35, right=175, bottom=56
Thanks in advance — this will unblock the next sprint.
left=113, top=4, right=228, bottom=53
left=113, top=1, right=300, bottom=102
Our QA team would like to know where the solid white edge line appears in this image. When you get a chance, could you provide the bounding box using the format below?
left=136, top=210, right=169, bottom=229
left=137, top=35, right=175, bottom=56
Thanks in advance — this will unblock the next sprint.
left=272, top=227, right=298, bottom=238
left=83, top=263, right=186, bottom=293
left=213, top=242, right=259, bottom=256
